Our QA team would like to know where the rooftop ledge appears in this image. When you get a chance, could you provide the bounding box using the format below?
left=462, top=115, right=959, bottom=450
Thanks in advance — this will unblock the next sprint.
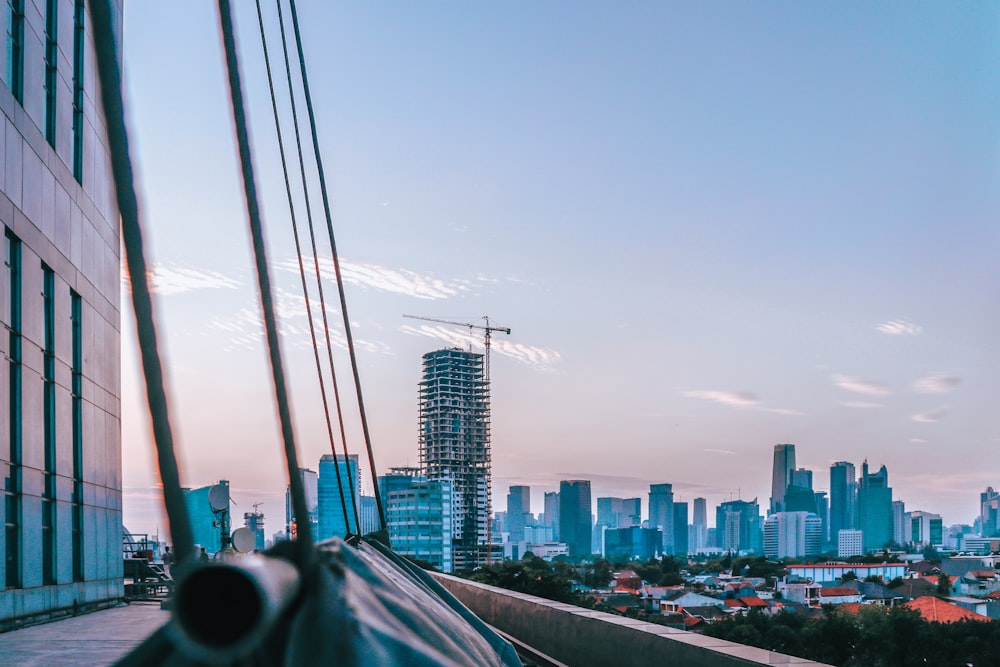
left=432, top=573, right=832, bottom=667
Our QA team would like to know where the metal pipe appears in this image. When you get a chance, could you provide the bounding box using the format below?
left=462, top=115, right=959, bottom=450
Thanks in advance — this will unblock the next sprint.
left=172, top=555, right=301, bottom=662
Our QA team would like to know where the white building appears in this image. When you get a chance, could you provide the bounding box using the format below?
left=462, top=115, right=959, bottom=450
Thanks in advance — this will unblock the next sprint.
left=838, top=530, right=864, bottom=558
left=763, top=512, right=823, bottom=559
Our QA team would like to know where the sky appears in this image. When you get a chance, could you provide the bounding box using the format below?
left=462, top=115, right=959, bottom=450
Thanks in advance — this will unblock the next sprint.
left=119, top=1, right=1000, bottom=539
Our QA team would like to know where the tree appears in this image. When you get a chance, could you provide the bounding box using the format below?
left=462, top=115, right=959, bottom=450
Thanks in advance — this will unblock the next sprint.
left=841, top=570, right=858, bottom=582
left=936, top=573, right=952, bottom=596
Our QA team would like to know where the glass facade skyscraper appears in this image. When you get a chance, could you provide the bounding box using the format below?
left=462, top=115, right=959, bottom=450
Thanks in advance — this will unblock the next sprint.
left=317, top=454, right=360, bottom=539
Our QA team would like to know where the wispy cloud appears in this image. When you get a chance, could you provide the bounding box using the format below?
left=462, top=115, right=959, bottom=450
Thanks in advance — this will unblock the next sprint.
left=682, top=390, right=803, bottom=416
left=910, top=438, right=929, bottom=444
left=400, top=324, right=561, bottom=372
left=275, top=256, right=471, bottom=300
left=832, top=374, right=891, bottom=396
left=876, top=319, right=922, bottom=336
left=912, top=408, right=948, bottom=423
left=207, top=288, right=388, bottom=354
left=124, top=263, right=242, bottom=295
left=704, top=448, right=737, bottom=456
left=842, top=401, right=884, bottom=409
left=913, top=375, right=960, bottom=394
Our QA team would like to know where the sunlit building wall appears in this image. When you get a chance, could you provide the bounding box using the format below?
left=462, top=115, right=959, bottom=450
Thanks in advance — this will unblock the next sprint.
left=0, top=0, right=124, bottom=629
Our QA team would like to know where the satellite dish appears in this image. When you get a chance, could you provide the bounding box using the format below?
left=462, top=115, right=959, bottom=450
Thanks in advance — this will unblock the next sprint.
left=208, top=484, right=229, bottom=512
left=232, top=527, right=256, bottom=553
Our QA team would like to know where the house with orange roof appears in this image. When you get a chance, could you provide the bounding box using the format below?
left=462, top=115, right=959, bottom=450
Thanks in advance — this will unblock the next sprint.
left=819, top=587, right=863, bottom=605
left=902, top=596, right=990, bottom=623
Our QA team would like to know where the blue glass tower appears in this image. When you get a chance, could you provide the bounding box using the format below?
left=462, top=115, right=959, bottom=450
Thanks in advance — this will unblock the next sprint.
left=317, top=454, right=360, bottom=539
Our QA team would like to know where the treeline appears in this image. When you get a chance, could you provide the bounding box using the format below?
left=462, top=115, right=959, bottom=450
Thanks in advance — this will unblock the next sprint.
left=702, top=606, right=1000, bottom=667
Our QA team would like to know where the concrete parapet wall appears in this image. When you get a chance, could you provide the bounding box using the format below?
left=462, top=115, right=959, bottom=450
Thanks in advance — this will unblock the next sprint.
left=432, top=573, right=831, bottom=667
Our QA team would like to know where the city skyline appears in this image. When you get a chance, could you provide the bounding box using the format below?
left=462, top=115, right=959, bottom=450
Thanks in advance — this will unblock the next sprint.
left=119, top=3, right=999, bottom=537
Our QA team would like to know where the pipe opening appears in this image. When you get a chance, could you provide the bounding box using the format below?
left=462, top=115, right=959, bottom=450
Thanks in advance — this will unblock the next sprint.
left=176, top=566, right=263, bottom=649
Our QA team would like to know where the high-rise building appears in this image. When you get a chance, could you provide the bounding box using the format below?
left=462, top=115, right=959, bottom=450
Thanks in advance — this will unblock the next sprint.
left=244, top=510, right=266, bottom=551
left=892, top=500, right=907, bottom=545
left=419, top=348, right=493, bottom=570
left=317, top=454, right=360, bottom=539
left=829, top=462, right=857, bottom=539
left=183, top=481, right=230, bottom=554
left=360, top=496, right=380, bottom=535
left=381, top=473, right=453, bottom=572
left=543, top=491, right=560, bottom=541
left=559, top=480, right=592, bottom=558
left=672, top=502, right=689, bottom=556
left=596, top=497, right=640, bottom=531
left=648, top=483, right=675, bottom=553
left=716, top=499, right=763, bottom=554
left=286, top=467, right=319, bottom=539
left=838, top=530, right=864, bottom=558
left=604, top=527, right=662, bottom=561
left=763, top=512, right=823, bottom=559
left=814, top=491, right=829, bottom=547
left=789, top=468, right=813, bottom=489
left=981, top=488, right=1000, bottom=537
left=506, top=486, right=531, bottom=543
left=691, top=497, right=707, bottom=550
left=693, top=498, right=707, bottom=529
left=0, top=2, right=124, bottom=629
left=908, top=511, right=943, bottom=548
left=858, top=461, right=893, bottom=553
left=770, top=444, right=796, bottom=514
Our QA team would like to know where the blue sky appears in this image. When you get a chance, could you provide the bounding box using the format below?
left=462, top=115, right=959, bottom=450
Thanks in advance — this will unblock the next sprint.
left=120, top=2, right=999, bottom=537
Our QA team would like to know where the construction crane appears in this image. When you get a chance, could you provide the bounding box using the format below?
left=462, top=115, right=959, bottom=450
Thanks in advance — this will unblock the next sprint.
left=403, top=315, right=510, bottom=566
left=401, top=315, right=511, bottom=384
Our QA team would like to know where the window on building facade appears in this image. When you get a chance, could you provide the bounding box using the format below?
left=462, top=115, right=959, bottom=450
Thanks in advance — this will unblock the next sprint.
left=41, top=265, right=56, bottom=585
left=44, top=0, right=57, bottom=146
left=5, top=229, right=21, bottom=589
left=70, top=290, right=83, bottom=581
left=72, top=0, right=84, bottom=182
left=5, top=0, right=22, bottom=104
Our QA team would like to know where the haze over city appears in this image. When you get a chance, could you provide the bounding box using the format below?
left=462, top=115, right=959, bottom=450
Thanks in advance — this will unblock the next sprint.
left=120, top=2, right=999, bottom=537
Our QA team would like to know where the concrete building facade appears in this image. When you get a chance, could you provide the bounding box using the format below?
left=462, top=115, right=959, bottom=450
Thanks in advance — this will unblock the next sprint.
left=1, top=0, right=123, bottom=629
left=418, top=349, right=491, bottom=570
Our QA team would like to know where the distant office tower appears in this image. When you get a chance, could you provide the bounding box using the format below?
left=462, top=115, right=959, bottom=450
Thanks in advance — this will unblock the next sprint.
left=892, top=500, right=907, bottom=545
left=908, top=511, right=943, bottom=548
left=559, top=481, right=593, bottom=558
left=649, top=484, right=675, bottom=554
left=318, top=454, right=360, bottom=539
left=858, top=461, right=893, bottom=553
left=763, top=512, right=823, bottom=559
left=829, top=461, right=857, bottom=539
left=286, top=467, right=319, bottom=539
left=597, top=497, right=641, bottom=531
left=380, top=473, right=453, bottom=572
left=605, top=527, right=662, bottom=561
left=543, top=491, right=560, bottom=541
left=693, top=498, right=707, bottom=528
left=419, top=348, right=492, bottom=570
left=838, top=530, right=864, bottom=558
left=981, top=488, right=1000, bottom=537
left=244, top=511, right=266, bottom=551
left=814, top=492, right=829, bottom=546
left=790, top=468, right=813, bottom=490
left=506, top=486, right=531, bottom=543
left=672, top=502, right=689, bottom=556
left=716, top=499, right=764, bottom=554
left=360, top=496, right=380, bottom=535
left=691, top=498, right=707, bottom=550
left=770, top=444, right=797, bottom=514
left=183, top=481, right=230, bottom=554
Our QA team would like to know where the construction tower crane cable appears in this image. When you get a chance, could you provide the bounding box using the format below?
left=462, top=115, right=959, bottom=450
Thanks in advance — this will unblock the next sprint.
left=402, top=315, right=511, bottom=385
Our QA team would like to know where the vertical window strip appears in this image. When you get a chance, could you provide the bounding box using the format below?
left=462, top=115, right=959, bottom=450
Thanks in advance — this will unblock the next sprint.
left=41, top=265, right=55, bottom=584
left=70, top=290, right=83, bottom=581
left=6, top=0, right=22, bottom=104
left=72, top=0, right=84, bottom=182
left=44, top=0, right=57, bottom=146
left=5, top=230, right=21, bottom=589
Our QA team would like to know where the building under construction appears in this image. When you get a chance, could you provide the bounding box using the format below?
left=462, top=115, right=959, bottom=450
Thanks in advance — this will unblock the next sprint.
left=418, top=348, right=494, bottom=570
